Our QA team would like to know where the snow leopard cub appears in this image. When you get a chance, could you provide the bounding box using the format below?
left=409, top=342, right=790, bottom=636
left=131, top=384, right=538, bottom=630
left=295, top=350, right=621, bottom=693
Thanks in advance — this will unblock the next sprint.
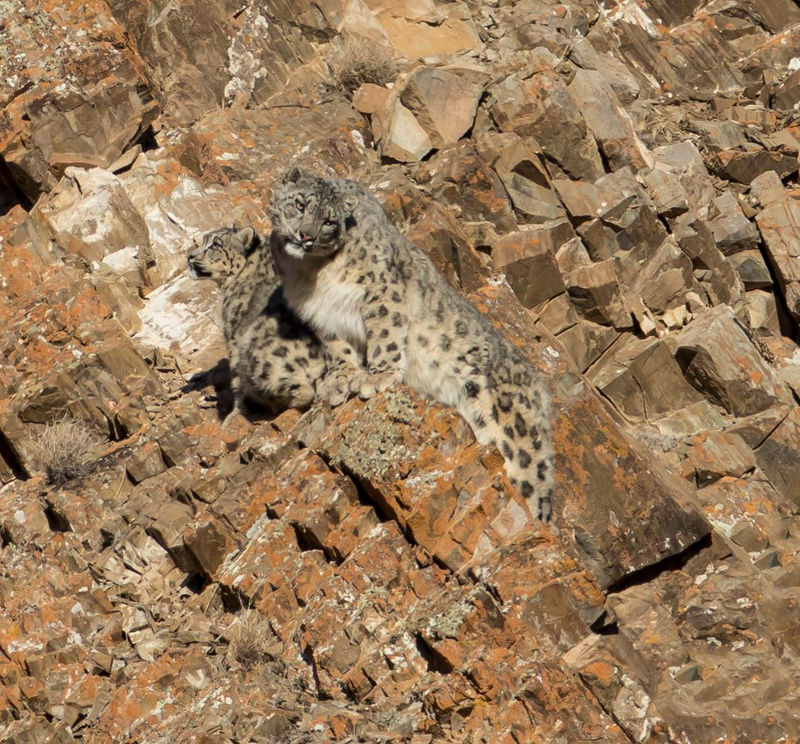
left=269, top=168, right=555, bottom=522
left=187, top=225, right=359, bottom=419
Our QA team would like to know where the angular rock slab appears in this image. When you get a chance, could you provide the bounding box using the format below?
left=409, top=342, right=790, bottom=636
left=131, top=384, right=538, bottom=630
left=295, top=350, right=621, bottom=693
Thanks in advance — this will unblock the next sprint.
left=468, top=283, right=710, bottom=590
left=554, top=392, right=710, bottom=589
left=399, top=66, right=488, bottom=149
left=0, top=0, right=158, bottom=200
left=673, top=305, right=782, bottom=417
left=756, top=192, right=800, bottom=324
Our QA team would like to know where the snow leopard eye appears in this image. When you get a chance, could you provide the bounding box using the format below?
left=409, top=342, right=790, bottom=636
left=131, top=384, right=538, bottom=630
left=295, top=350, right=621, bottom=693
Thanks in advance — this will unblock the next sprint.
left=294, top=197, right=305, bottom=212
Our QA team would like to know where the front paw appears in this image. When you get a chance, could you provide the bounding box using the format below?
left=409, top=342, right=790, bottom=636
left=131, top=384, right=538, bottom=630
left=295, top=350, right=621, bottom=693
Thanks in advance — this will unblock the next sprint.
left=353, top=371, right=399, bottom=400
left=316, top=371, right=352, bottom=407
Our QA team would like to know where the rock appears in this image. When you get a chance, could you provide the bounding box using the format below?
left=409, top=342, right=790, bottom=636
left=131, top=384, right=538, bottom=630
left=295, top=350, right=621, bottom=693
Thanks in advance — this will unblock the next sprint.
left=728, top=250, right=773, bottom=289
left=369, top=4, right=482, bottom=59
left=755, top=192, right=800, bottom=324
left=673, top=305, right=782, bottom=416
left=567, top=69, right=652, bottom=172
left=490, top=229, right=566, bottom=309
left=564, top=260, right=632, bottom=329
left=477, top=132, right=565, bottom=223
left=772, top=69, right=800, bottom=110
left=651, top=141, right=717, bottom=215
left=669, top=211, right=745, bottom=307
left=684, top=431, right=757, bottom=486
left=420, top=142, right=517, bottom=233
left=709, top=148, right=799, bottom=184
left=379, top=101, right=433, bottom=162
left=490, top=69, right=605, bottom=181
left=556, top=320, right=621, bottom=372
left=7, top=1, right=800, bottom=739
left=753, top=408, right=800, bottom=504
left=706, top=191, right=761, bottom=255
left=555, top=391, right=710, bottom=588
left=0, top=0, right=158, bottom=201
left=586, top=336, right=707, bottom=422
left=641, top=167, right=690, bottom=218
left=399, top=66, right=487, bottom=149
left=745, top=290, right=781, bottom=336
left=750, top=170, right=788, bottom=208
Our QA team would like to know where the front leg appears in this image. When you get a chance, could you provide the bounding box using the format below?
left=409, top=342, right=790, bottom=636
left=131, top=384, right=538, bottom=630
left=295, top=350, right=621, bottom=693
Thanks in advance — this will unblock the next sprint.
left=316, top=339, right=363, bottom=406
left=355, top=293, right=408, bottom=399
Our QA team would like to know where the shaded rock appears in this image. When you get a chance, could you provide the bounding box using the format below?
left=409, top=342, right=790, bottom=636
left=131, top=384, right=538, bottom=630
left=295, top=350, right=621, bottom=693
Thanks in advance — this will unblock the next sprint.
left=709, top=148, right=799, bottom=184
left=556, top=319, right=620, bottom=373
left=477, top=132, right=565, bottom=223
left=729, top=250, right=773, bottom=289
left=706, top=191, right=760, bottom=255
left=754, top=408, right=800, bottom=505
left=755, top=191, right=800, bottom=324
left=673, top=305, right=782, bottom=416
left=771, top=69, right=800, bottom=110
left=564, top=260, right=632, bottom=329
left=491, top=229, right=567, bottom=309
left=490, top=69, right=604, bottom=181
left=586, top=337, right=707, bottom=422
left=670, top=212, right=745, bottom=307
left=567, top=69, right=652, bottom=172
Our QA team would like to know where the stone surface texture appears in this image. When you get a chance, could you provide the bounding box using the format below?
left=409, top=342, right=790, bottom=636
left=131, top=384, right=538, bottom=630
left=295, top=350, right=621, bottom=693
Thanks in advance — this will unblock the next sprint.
left=3, top=0, right=800, bottom=741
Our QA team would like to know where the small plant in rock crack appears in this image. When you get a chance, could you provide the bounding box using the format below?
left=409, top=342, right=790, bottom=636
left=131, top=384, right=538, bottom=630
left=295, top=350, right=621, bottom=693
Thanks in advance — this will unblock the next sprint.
left=327, top=35, right=397, bottom=94
left=27, top=415, right=101, bottom=486
left=228, top=609, right=274, bottom=670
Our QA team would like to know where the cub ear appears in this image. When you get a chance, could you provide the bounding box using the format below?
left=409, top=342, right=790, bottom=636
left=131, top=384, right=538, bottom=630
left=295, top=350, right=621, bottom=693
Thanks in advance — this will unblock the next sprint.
left=341, top=195, right=359, bottom=215
left=283, top=166, right=303, bottom=184
left=233, top=226, right=256, bottom=252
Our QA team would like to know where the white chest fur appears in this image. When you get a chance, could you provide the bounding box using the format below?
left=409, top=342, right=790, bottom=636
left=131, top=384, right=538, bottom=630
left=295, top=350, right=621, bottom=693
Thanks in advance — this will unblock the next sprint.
left=297, top=277, right=366, bottom=351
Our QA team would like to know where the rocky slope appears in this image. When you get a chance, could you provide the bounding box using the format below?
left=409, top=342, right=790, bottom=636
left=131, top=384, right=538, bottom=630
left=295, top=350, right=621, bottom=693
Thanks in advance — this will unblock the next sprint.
left=2, top=0, right=800, bottom=740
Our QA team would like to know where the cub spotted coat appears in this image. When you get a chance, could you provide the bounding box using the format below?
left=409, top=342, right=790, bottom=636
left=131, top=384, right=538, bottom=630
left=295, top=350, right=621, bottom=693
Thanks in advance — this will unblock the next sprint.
left=187, top=225, right=358, bottom=418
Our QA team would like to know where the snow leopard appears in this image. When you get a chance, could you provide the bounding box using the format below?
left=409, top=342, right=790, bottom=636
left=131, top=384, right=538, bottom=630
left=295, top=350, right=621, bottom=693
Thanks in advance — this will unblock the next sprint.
left=187, top=225, right=359, bottom=419
left=268, top=168, right=555, bottom=521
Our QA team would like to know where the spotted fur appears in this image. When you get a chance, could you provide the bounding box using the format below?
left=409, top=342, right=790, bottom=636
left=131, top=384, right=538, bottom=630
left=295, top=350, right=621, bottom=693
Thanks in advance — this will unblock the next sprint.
left=269, top=168, right=555, bottom=521
left=187, top=225, right=358, bottom=418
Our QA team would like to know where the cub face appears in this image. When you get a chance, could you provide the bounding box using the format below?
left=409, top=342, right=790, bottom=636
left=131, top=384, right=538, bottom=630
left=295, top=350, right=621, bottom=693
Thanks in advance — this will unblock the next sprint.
left=187, top=226, right=256, bottom=284
left=269, top=167, right=358, bottom=259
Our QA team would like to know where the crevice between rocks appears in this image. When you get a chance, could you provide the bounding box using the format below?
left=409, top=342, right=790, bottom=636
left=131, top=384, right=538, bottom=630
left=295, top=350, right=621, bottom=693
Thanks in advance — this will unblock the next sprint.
left=604, top=532, right=713, bottom=597
left=414, top=633, right=454, bottom=675
left=0, top=153, right=33, bottom=215
left=0, top=428, right=29, bottom=481
left=43, top=503, right=72, bottom=533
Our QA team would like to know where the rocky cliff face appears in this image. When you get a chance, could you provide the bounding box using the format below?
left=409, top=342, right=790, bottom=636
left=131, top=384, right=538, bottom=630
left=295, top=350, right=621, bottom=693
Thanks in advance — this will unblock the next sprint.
left=2, top=0, right=800, bottom=740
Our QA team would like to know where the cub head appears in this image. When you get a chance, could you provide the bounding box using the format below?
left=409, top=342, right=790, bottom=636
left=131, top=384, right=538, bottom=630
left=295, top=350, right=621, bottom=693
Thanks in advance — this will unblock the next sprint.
left=269, top=166, right=358, bottom=259
left=187, top=226, right=257, bottom=284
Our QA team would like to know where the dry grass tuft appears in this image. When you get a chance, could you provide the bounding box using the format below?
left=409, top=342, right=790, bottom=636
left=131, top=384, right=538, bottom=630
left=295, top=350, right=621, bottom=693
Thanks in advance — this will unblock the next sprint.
left=27, top=415, right=100, bottom=486
left=328, top=36, right=397, bottom=94
left=229, top=610, right=272, bottom=670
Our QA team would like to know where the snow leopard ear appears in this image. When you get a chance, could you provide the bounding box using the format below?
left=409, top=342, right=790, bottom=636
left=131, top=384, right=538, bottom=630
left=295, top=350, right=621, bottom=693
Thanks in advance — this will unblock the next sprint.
left=341, top=195, right=359, bottom=215
left=283, top=166, right=304, bottom=184
left=232, top=226, right=256, bottom=253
